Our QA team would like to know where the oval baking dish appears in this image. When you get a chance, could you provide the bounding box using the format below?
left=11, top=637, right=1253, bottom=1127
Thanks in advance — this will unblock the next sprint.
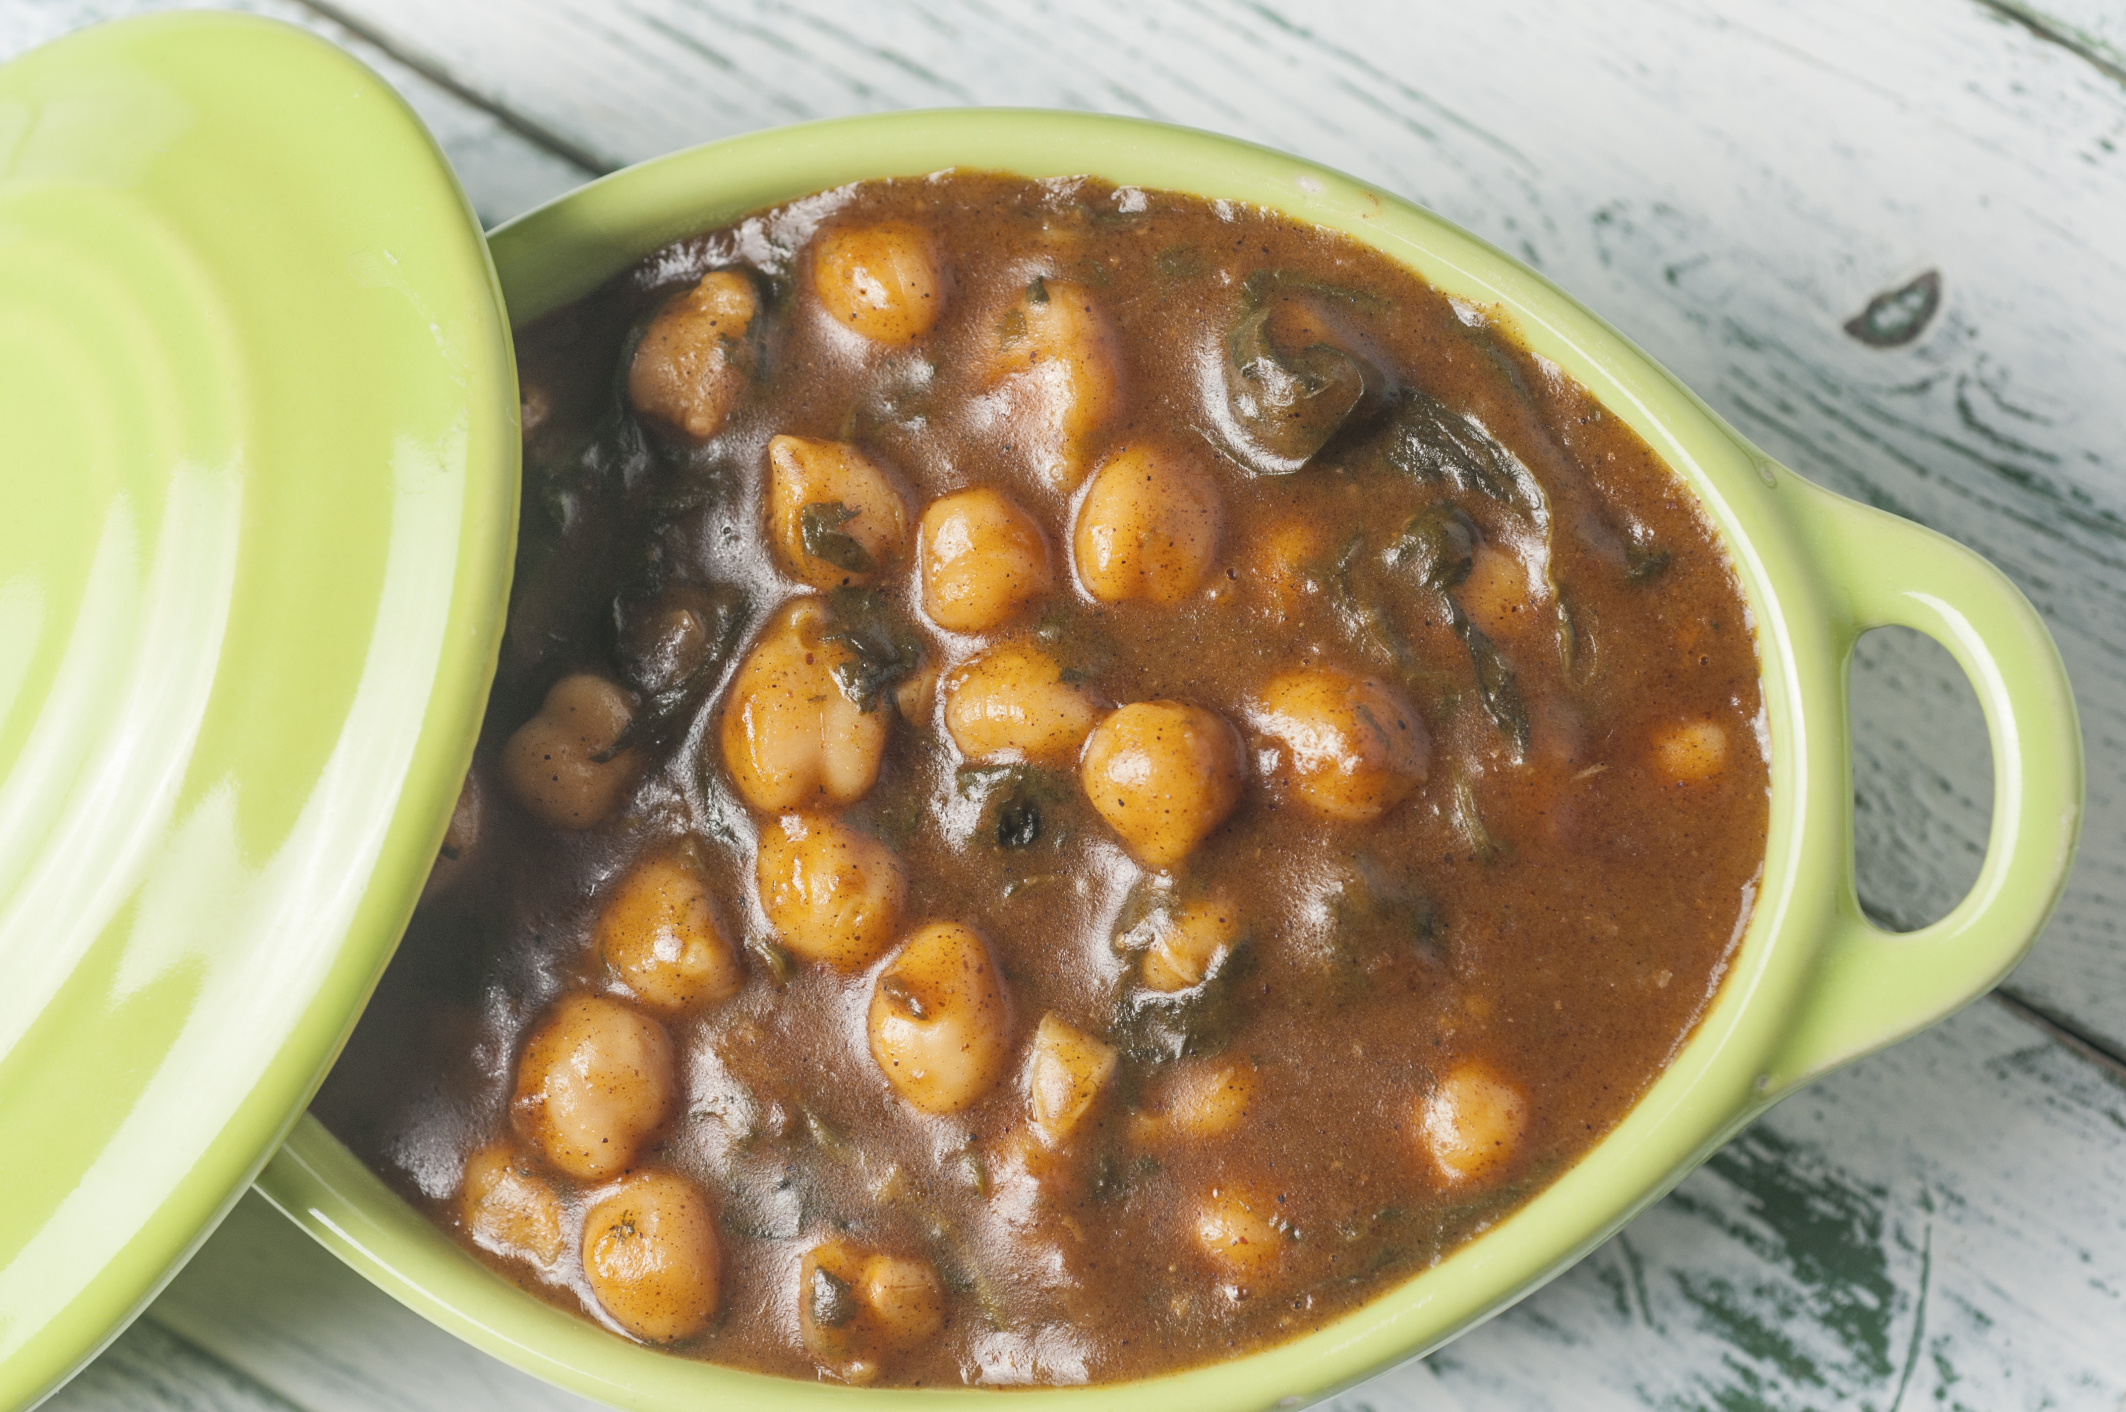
left=257, top=108, right=2082, bottom=1412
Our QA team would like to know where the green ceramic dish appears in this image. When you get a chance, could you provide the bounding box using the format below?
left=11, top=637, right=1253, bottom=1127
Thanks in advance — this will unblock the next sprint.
left=0, top=15, right=517, bottom=1411
left=261, top=111, right=2082, bottom=1410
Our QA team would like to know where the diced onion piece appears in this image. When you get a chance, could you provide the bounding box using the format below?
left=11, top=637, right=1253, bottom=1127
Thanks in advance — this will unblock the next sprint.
left=1193, top=1185, right=1286, bottom=1279
left=1026, top=1013, right=1118, bottom=1145
left=1139, top=894, right=1239, bottom=992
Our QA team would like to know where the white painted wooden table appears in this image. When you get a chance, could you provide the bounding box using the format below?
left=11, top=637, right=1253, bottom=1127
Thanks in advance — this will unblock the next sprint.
left=7, top=1, right=2124, bottom=1408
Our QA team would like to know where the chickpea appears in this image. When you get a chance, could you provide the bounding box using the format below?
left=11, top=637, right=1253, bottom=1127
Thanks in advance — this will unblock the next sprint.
left=1416, top=1060, right=1530, bottom=1185
left=1458, top=542, right=1542, bottom=642
left=502, top=674, right=644, bottom=830
left=893, top=662, right=939, bottom=726
left=1137, top=894, right=1239, bottom=992
left=1251, top=518, right=1324, bottom=618
left=811, top=222, right=945, bottom=346
left=582, top=1169, right=720, bottom=1342
left=918, top=488, right=1055, bottom=633
left=1080, top=702, right=1246, bottom=868
left=1134, top=1058, right=1257, bottom=1143
left=596, top=847, right=743, bottom=1014
left=766, top=435, right=911, bottom=588
left=943, top=642, right=1105, bottom=764
left=627, top=270, right=758, bottom=439
left=511, top=992, right=675, bottom=1181
left=1026, top=1013, right=1118, bottom=1146
left=985, top=279, right=1124, bottom=491
left=719, top=599, right=889, bottom=813
left=457, top=1142, right=564, bottom=1266
left=755, top=814, right=906, bottom=972
left=420, top=769, right=483, bottom=903
left=1251, top=667, right=1429, bottom=824
left=1653, top=718, right=1728, bottom=783
left=1169, top=1058, right=1258, bottom=1138
left=868, top=921, right=1011, bottom=1114
left=986, top=1119, right=1075, bottom=1198
left=859, top=1252, right=946, bottom=1350
left=799, top=1238, right=945, bottom=1383
left=1073, top=442, right=1224, bottom=605
left=1193, top=1185, right=1287, bottom=1280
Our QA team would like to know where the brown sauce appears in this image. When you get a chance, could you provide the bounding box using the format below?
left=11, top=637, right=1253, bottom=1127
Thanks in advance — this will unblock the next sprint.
left=315, top=170, right=1769, bottom=1387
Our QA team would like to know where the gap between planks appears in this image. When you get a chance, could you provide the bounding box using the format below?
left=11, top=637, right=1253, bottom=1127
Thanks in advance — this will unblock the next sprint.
left=1993, top=987, right=2126, bottom=1082
left=1974, top=0, right=2126, bottom=86
left=290, top=0, right=612, bottom=175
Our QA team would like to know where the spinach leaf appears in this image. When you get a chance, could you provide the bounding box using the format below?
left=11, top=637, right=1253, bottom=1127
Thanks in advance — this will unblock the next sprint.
left=917, top=1207, right=1010, bottom=1329
left=820, top=587, right=922, bottom=714
left=1154, top=245, right=1204, bottom=281
left=1328, top=533, right=1416, bottom=673
left=602, top=583, right=747, bottom=759
left=1394, top=503, right=1479, bottom=593
left=1373, top=387, right=1546, bottom=521
left=1216, top=270, right=1387, bottom=475
left=1325, top=853, right=1442, bottom=977
left=808, top=1265, right=857, bottom=1328
left=1462, top=622, right=1530, bottom=756
left=1238, top=268, right=1387, bottom=313
left=799, top=500, right=876, bottom=575
left=1390, top=506, right=1531, bottom=754
left=996, top=798, right=1041, bottom=850
left=957, top=763, right=1073, bottom=858
left=1625, top=542, right=1672, bottom=583
left=1107, top=936, right=1251, bottom=1063
left=1449, top=768, right=1506, bottom=864
left=745, top=934, right=796, bottom=986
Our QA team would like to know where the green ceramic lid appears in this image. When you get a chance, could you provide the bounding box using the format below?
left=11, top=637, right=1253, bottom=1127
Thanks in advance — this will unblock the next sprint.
left=0, top=13, right=516, bottom=1408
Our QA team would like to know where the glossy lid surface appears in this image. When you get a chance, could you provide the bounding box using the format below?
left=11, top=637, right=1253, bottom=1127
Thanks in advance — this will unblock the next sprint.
left=0, top=14, right=516, bottom=1406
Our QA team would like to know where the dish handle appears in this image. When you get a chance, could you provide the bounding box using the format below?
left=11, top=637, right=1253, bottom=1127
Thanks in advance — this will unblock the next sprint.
left=1762, top=477, right=2082, bottom=1094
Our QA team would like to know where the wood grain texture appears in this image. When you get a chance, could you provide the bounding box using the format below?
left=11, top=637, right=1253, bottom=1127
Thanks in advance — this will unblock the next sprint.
left=310, top=0, right=2126, bottom=1062
left=6, top=0, right=2123, bottom=1408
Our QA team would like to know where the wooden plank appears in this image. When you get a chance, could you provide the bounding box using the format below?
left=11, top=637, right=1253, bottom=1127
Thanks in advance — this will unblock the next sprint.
left=312, top=0, right=2126, bottom=1058
left=0, top=0, right=592, bottom=228
left=39, top=1004, right=2126, bottom=1412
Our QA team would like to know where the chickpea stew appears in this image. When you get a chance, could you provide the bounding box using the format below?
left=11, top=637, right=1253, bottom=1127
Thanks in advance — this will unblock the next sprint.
left=316, top=171, right=1769, bottom=1388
